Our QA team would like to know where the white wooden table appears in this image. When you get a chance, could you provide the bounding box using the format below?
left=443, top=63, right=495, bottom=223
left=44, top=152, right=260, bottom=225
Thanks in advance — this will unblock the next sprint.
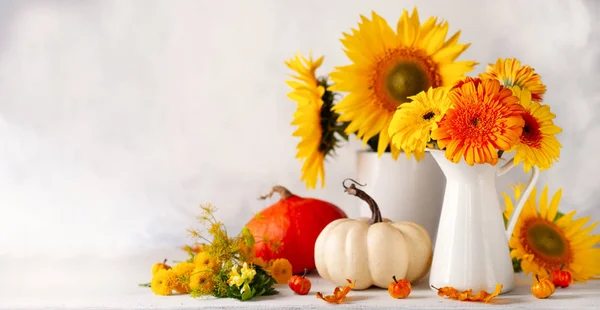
left=3, top=253, right=599, bottom=309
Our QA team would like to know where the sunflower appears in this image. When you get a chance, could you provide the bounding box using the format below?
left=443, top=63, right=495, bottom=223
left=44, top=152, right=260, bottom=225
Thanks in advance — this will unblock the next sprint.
left=480, top=58, right=546, bottom=101
left=509, top=86, right=562, bottom=172
left=431, top=78, right=524, bottom=165
left=268, top=258, right=293, bottom=284
left=388, top=86, right=452, bottom=159
left=504, top=184, right=600, bottom=282
left=330, top=9, right=477, bottom=157
left=285, top=53, right=346, bottom=189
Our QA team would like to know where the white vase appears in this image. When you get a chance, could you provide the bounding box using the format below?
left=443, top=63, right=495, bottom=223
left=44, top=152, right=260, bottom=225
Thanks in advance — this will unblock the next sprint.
left=355, top=150, right=446, bottom=241
left=428, top=149, right=539, bottom=294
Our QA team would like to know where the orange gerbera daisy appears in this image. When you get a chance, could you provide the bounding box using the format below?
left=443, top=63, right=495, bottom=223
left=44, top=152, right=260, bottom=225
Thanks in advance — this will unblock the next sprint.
left=480, top=58, right=546, bottom=101
left=431, top=78, right=525, bottom=165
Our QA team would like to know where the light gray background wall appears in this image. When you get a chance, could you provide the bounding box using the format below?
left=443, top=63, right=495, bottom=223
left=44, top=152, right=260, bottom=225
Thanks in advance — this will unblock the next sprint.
left=0, top=0, right=599, bottom=296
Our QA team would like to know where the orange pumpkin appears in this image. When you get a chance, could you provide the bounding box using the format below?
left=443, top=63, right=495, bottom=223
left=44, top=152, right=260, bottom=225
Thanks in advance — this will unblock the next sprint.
left=388, top=276, right=411, bottom=299
left=151, top=259, right=171, bottom=275
left=245, top=185, right=347, bottom=274
left=531, top=275, right=555, bottom=299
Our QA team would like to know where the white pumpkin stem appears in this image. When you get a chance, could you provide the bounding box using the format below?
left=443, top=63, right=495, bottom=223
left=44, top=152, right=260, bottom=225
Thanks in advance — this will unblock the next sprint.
left=259, top=186, right=293, bottom=200
left=342, top=178, right=382, bottom=224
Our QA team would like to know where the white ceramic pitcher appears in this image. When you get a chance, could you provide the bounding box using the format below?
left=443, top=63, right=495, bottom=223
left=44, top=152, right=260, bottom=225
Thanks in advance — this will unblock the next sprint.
left=428, top=149, right=540, bottom=294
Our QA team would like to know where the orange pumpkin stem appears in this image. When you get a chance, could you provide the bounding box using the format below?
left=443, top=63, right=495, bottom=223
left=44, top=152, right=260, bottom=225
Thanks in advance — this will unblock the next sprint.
left=535, top=275, right=540, bottom=283
left=392, top=275, right=398, bottom=283
left=342, top=178, right=382, bottom=225
left=259, top=186, right=293, bottom=201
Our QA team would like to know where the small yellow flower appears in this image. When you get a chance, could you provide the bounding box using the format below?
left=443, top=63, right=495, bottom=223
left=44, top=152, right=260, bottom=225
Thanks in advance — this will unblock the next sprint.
left=189, top=266, right=215, bottom=294
left=200, top=203, right=217, bottom=214
left=269, top=258, right=293, bottom=284
left=151, top=269, right=178, bottom=296
left=228, top=265, right=245, bottom=287
left=172, top=261, right=195, bottom=294
left=194, top=251, right=218, bottom=271
left=209, top=222, right=224, bottom=236
left=240, top=262, right=256, bottom=283
left=227, top=263, right=257, bottom=293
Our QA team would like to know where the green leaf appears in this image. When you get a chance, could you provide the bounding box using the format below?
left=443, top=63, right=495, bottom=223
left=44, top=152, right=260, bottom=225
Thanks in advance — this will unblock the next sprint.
left=241, top=288, right=252, bottom=301
left=512, top=257, right=523, bottom=273
left=555, top=211, right=565, bottom=221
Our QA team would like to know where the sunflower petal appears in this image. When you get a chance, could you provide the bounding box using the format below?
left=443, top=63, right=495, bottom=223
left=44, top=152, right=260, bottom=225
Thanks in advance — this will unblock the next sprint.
left=547, top=188, right=562, bottom=221
left=539, top=185, right=549, bottom=220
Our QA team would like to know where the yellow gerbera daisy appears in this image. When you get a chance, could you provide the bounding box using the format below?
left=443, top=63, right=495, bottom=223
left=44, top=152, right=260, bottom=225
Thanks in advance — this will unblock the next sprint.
left=509, top=86, right=562, bottom=172
left=330, top=9, right=477, bottom=157
left=268, top=258, right=293, bottom=284
left=285, top=53, right=346, bottom=189
left=480, top=58, right=546, bottom=101
left=504, top=184, right=600, bottom=282
left=388, top=86, right=452, bottom=159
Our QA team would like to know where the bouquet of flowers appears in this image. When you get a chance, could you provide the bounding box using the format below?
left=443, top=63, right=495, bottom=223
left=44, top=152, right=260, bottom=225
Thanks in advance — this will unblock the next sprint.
left=284, top=7, right=600, bottom=285
left=285, top=8, right=561, bottom=190
left=143, top=204, right=292, bottom=301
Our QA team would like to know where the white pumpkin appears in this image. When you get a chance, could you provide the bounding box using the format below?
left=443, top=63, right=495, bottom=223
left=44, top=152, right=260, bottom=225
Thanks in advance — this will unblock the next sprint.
left=314, top=180, right=433, bottom=290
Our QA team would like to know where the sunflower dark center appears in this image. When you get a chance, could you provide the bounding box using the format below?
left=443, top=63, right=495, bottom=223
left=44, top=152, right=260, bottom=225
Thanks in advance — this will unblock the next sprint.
left=528, top=223, right=566, bottom=256
left=317, top=78, right=346, bottom=155
left=423, top=111, right=436, bottom=120
left=372, top=48, right=441, bottom=112
left=385, top=62, right=430, bottom=103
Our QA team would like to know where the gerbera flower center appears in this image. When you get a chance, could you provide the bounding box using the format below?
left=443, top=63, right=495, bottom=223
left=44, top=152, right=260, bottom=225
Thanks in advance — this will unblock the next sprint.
left=373, top=48, right=441, bottom=111
left=423, top=111, right=436, bottom=120
left=453, top=108, right=496, bottom=143
left=520, top=217, right=571, bottom=270
left=521, top=112, right=542, bottom=148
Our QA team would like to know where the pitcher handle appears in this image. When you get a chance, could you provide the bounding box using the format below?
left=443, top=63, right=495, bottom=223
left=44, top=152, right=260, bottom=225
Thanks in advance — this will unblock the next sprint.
left=497, top=157, right=540, bottom=240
